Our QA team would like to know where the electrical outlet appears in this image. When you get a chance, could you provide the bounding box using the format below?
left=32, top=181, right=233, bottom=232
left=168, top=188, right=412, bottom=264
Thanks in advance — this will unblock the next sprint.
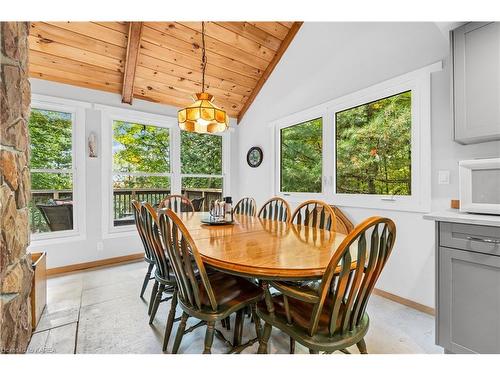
left=97, top=241, right=104, bottom=252
left=438, top=170, right=450, bottom=185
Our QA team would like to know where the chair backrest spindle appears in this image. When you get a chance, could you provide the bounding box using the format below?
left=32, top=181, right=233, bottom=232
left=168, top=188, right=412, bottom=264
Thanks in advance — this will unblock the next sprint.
left=233, top=197, right=257, bottom=216
left=257, top=197, right=291, bottom=223
left=291, top=200, right=337, bottom=232
left=159, top=194, right=195, bottom=213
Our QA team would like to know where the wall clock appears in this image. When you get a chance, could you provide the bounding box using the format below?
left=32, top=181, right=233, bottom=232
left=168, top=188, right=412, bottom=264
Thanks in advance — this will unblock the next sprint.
left=247, top=147, right=263, bottom=168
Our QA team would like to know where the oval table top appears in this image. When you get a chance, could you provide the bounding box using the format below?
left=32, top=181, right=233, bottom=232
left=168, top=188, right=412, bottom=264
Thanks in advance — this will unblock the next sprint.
left=173, top=212, right=349, bottom=280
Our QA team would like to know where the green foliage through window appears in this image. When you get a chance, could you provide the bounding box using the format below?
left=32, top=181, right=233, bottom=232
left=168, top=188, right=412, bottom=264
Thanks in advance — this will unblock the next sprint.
left=280, top=118, right=322, bottom=193
left=28, top=109, right=74, bottom=234
left=113, top=121, right=170, bottom=173
left=335, top=91, right=412, bottom=195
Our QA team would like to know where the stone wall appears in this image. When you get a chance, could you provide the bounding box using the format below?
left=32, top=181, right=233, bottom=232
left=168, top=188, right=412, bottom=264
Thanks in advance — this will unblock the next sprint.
left=0, top=22, right=33, bottom=354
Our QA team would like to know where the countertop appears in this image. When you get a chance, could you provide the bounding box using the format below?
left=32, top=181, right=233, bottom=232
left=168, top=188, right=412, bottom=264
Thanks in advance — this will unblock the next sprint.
left=423, top=209, right=500, bottom=227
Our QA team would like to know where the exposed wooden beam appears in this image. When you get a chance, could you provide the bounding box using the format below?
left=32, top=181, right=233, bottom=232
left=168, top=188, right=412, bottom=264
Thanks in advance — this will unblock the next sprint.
left=122, top=22, right=143, bottom=104
left=237, top=22, right=303, bottom=124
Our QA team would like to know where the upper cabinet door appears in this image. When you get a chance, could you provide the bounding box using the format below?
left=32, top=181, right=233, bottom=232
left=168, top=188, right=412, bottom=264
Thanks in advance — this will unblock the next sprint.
left=453, top=22, right=500, bottom=144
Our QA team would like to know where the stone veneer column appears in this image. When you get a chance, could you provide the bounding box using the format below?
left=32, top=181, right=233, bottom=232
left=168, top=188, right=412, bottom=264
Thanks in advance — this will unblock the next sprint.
left=0, top=22, right=33, bottom=354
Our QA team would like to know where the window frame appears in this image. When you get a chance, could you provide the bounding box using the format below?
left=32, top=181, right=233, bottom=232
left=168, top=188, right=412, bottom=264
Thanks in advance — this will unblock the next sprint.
left=99, top=105, right=231, bottom=237
left=273, top=62, right=441, bottom=213
left=180, top=131, right=226, bottom=204
left=30, top=94, right=88, bottom=243
left=99, top=105, right=176, bottom=237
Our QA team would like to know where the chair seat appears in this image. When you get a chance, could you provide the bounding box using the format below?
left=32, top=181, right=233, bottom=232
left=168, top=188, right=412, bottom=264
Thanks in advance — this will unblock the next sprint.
left=258, top=292, right=344, bottom=335
left=257, top=292, right=369, bottom=350
left=198, top=272, right=263, bottom=314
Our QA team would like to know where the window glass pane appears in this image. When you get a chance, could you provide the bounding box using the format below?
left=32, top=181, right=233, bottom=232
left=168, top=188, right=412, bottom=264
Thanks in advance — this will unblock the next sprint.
left=30, top=172, right=73, bottom=234
left=280, top=118, right=322, bottom=193
left=182, top=177, right=223, bottom=212
left=181, top=131, right=222, bottom=174
left=112, top=175, right=170, bottom=226
left=335, top=91, right=411, bottom=195
left=113, top=121, right=170, bottom=173
left=29, top=109, right=72, bottom=170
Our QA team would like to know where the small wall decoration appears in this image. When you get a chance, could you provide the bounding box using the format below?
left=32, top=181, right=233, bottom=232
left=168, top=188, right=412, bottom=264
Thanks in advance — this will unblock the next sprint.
left=88, top=132, right=98, bottom=158
left=247, top=146, right=263, bottom=168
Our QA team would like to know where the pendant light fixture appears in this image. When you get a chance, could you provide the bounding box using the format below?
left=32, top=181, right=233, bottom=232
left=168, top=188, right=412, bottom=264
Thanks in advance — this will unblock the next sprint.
left=177, top=22, right=229, bottom=134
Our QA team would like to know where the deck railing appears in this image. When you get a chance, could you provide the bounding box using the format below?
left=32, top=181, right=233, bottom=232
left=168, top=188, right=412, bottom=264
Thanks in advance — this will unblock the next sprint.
left=30, top=187, right=223, bottom=232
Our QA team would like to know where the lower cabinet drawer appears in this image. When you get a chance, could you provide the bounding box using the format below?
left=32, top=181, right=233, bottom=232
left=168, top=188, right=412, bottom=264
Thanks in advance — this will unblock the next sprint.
left=439, top=222, right=500, bottom=256
left=438, top=246, right=500, bottom=353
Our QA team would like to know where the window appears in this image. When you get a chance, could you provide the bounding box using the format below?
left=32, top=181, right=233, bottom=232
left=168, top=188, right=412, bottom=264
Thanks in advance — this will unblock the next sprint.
left=181, top=131, right=223, bottom=211
left=280, top=118, right=322, bottom=193
left=112, top=121, right=171, bottom=226
left=335, top=91, right=411, bottom=196
left=274, top=62, right=440, bottom=212
left=29, top=108, right=74, bottom=234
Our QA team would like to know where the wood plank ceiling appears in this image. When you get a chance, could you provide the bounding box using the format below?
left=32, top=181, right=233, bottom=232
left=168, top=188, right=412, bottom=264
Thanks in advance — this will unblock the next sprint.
left=28, top=21, right=302, bottom=122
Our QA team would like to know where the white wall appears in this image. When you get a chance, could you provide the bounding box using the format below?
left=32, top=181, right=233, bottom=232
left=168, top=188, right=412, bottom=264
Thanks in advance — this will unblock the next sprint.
left=235, top=22, right=500, bottom=308
left=28, top=79, right=237, bottom=269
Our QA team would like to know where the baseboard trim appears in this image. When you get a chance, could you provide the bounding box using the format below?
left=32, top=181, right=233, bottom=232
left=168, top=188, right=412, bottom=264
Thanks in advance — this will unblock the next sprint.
left=46, top=253, right=144, bottom=277
left=373, top=288, right=435, bottom=316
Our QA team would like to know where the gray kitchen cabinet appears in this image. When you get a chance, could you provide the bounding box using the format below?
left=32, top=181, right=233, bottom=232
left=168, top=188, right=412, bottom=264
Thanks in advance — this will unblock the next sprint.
left=436, top=222, right=500, bottom=353
left=452, top=22, right=500, bottom=144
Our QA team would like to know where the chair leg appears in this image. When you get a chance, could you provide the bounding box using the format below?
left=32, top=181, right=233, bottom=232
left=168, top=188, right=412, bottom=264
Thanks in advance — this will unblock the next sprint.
left=251, top=305, right=261, bottom=339
left=162, top=289, right=178, bottom=352
left=289, top=337, right=295, bottom=354
left=257, top=323, right=272, bottom=354
left=203, top=321, right=216, bottom=354
left=140, top=263, right=154, bottom=298
left=233, top=310, right=244, bottom=347
left=225, top=316, right=231, bottom=330
left=148, top=280, right=158, bottom=315
left=309, top=349, right=319, bottom=354
left=149, top=283, right=165, bottom=324
left=172, top=312, right=188, bottom=354
left=356, top=338, right=368, bottom=354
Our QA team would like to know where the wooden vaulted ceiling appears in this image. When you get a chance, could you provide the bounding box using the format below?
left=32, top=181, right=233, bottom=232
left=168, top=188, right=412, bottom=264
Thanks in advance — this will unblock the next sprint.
left=28, top=21, right=303, bottom=122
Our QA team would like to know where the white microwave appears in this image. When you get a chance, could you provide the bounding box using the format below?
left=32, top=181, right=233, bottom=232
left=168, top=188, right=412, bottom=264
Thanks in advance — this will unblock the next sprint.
left=459, top=158, right=500, bottom=215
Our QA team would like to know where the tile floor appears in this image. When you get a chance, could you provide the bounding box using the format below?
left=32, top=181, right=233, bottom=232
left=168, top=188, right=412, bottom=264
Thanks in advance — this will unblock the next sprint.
left=27, top=261, right=443, bottom=354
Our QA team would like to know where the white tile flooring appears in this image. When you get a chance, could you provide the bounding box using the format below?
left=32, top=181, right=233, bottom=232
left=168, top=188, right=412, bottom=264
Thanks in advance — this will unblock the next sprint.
left=27, top=261, right=443, bottom=354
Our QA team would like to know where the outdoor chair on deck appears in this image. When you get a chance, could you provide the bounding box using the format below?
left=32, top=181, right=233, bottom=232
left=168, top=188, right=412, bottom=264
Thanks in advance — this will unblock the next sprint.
left=37, top=203, right=73, bottom=231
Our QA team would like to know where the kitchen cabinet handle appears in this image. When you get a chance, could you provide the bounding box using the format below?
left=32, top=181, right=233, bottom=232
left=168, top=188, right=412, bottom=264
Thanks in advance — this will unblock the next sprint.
left=466, top=236, right=500, bottom=244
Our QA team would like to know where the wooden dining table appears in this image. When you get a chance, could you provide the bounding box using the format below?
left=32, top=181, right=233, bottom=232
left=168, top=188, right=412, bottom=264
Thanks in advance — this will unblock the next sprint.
left=171, top=212, right=350, bottom=281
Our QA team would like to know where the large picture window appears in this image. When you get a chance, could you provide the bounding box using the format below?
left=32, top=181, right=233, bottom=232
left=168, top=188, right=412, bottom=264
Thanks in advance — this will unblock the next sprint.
left=280, top=118, right=322, bottom=193
left=29, top=108, right=74, bottom=234
left=335, top=91, right=412, bottom=196
left=181, top=131, right=223, bottom=211
left=112, top=121, right=171, bottom=226
left=274, top=62, right=439, bottom=212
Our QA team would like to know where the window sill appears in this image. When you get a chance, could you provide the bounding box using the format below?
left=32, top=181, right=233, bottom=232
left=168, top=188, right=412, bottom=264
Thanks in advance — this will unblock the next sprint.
left=102, top=225, right=138, bottom=240
left=29, top=232, right=86, bottom=247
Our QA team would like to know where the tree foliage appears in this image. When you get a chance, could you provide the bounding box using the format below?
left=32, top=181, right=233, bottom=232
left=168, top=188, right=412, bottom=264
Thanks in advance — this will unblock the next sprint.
left=280, top=118, right=323, bottom=193
left=336, top=91, right=411, bottom=195
left=29, top=109, right=73, bottom=190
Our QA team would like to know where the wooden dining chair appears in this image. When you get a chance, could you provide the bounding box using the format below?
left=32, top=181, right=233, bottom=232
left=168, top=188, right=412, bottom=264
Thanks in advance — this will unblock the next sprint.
left=256, top=216, right=396, bottom=354
left=159, top=194, right=195, bottom=213
left=291, top=200, right=337, bottom=232
left=233, top=197, right=257, bottom=216
left=157, top=209, right=263, bottom=354
left=139, top=203, right=178, bottom=351
left=257, top=197, right=291, bottom=223
left=131, top=200, right=155, bottom=299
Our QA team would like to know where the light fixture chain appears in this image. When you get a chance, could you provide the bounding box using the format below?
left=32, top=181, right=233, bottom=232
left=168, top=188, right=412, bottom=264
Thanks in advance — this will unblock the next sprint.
left=201, top=21, right=206, bottom=92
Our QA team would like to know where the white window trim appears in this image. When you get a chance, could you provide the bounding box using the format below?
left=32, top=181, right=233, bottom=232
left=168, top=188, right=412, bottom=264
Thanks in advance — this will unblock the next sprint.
left=29, top=94, right=89, bottom=243
left=98, top=104, right=176, bottom=238
left=272, top=62, right=442, bottom=213
left=98, top=104, right=230, bottom=238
